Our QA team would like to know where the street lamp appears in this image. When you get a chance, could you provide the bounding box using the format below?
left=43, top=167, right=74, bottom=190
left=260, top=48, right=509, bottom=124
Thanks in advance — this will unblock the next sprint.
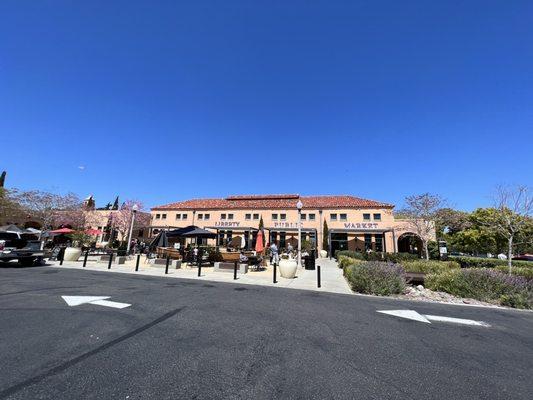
left=126, top=204, right=139, bottom=255
left=296, top=199, right=303, bottom=268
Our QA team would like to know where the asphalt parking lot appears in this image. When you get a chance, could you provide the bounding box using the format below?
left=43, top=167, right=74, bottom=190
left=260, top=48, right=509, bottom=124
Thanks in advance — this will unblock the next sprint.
left=1, top=265, right=532, bottom=399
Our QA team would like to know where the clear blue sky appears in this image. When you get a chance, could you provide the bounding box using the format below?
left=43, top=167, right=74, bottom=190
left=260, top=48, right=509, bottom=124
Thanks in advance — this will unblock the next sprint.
left=1, top=0, right=532, bottom=211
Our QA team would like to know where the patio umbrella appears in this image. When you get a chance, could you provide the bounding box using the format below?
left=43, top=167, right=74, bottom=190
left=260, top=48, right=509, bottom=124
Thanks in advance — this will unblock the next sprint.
left=255, top=230, right=264, bottom=253
left=240, top=235, right=246, bottom=249
left=166, top=225, right=197, bottom=237
left=149, top=230, right=169, bottom=250
left=0, top=224, right=23, bottom=233
left=85, top=228, right=103, bottom=236
left=180, top=227, right=216, bottom=239
left=50, top=227, right=75, bottom=234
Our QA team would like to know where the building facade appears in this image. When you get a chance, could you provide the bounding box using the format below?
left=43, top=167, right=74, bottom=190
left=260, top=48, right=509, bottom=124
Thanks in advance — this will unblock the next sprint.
left=150, top=194, right=430, bottom=255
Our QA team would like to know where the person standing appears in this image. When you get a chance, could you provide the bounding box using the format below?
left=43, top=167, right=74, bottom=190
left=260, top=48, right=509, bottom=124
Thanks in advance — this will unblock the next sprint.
left=270, top=242, right=279, bottom=266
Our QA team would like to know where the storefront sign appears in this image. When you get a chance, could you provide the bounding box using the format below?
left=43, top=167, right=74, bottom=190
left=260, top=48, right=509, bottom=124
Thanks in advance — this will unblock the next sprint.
left=343, top=222, right=379, bottom=229
left=214, top=221, right=240, bottom=227
left=273, top=222, right=303, bottom=229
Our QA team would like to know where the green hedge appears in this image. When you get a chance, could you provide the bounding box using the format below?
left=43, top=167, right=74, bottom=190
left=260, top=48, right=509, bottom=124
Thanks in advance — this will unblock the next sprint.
left=335, top=250, right=365, bottom=260
left=451, top=256, right=533, bottom=269
left=344, top=261, right=406, bottom=296
left=338, top=255, right=364, bottom=270
left=335, top=250, right=419, bottom=263
left=402, top=260, right=460, bottom=274
left=425, top=268, right=533, bottom=309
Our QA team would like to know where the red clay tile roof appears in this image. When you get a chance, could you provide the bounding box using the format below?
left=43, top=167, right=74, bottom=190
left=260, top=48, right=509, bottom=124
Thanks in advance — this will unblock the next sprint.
left=152, top=195, right=394, bottom=211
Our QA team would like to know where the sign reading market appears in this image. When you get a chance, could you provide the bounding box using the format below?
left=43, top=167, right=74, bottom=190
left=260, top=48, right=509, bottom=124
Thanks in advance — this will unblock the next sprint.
left=343, top=222, right=380, bottom=229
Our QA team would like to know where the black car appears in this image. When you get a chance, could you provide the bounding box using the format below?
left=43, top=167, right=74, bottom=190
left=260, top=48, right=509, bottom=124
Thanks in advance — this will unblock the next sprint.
left=512, top=254, right=533, bottom=262
left=0, top=232, right=45, bottom=266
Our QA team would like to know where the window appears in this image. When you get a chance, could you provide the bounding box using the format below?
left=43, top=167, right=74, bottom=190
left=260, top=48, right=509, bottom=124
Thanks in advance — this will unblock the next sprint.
left=280, top=213, right=286, bottom=220
left=221, top=213, right=227, bottom=220
left=301, top=213, right=307, bottom=220
left=309, top=213, right=316, bottom=221
left=253, top=214, right=259, bottom=220
left=175, top=214, right=181, bottom=220
left=279, top=232, right=286, bottom=249
left=245, top=213, right=251, bottom=220
left=228, top=213, right=234, bottom=220
left=364, top=234, right=373, bottom=250
left=218, top=230, right=225, bottom=246
left=162, top=214, right=167, bottom=219
left=204, top=214, right=210, bottom=220
left=330, top=214, right=337, bottom=221
left=155, top=214, right=161, bottom=219
left=363, top=213, right=371, bottom=221
left=375, top=234, right=383, bottom=252
left=272, top=213, right=278, bottom=220
left=340, top=213, right=347, bottom=221
left=373, top=213, right=381, bottom=221
left=182, top=214, right=188, bottom=220
left=197, top=214, right=203, bottom=220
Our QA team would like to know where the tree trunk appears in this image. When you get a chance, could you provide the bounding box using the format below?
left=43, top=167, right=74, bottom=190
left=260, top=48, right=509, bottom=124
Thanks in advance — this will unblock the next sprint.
left=423, top=240, right=429, bottom=260
left=508, top=236, right=513, bottom=275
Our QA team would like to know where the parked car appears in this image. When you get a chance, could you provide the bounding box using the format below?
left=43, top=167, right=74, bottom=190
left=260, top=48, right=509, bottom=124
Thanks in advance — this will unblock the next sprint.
left=0, top=232, right=45, bottom=266
left=512, top=254, right=533, bottom=262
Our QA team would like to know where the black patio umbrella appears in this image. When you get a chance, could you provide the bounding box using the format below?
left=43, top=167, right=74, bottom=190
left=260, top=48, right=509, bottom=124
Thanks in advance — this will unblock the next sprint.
left=166, top=225, right=197, bottom=238
left=180, top=227, right=216, bottom=239
left=149, top=230, right=169, bottom=250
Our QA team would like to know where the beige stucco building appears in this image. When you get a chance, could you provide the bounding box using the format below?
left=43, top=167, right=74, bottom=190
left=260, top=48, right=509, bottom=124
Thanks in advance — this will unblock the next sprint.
left=150, top=194, right=432, bottom=255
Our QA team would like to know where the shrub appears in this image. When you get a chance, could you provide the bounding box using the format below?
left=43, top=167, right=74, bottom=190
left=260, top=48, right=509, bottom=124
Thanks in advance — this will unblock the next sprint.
left=338, top=255, right=364, bottom=270
left=335, top=250, right=365, bottom=260
left=383, top=253, right=419, bottom=263
left=402, top=260, right=460, bottom=275
left=495, top=266, right=533, bottom=281
left=427, top=240, right=441, bottom=260
left=208, top=250, right=223, bottom=263
left=345, top=261, right=406, bottom=296
left=451, top=256, right=533, bottom=269
left=425, top=268, right=533, bottom=309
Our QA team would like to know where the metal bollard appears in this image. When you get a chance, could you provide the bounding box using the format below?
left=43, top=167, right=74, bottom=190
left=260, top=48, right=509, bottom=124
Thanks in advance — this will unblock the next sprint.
left=135, top=254, right=140, bottom=271
left=197, top=263, right=202, bottom=277
left=273, top=262, right=277, bottom=284
left=82, top=250, right=89, bottom=268
left=107, top=253, right=113, bottom=269
left=317, top=265, right=321, bottom=288
left=165, top=256, right=170, bottom=274
left=233, top=261, right=238, bottom=280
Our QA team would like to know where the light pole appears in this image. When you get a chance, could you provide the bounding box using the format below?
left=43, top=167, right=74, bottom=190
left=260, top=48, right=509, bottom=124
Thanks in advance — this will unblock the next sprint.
left=126, top=204, right=139, bottom=255
left=296, top=200, right=303, bottom=268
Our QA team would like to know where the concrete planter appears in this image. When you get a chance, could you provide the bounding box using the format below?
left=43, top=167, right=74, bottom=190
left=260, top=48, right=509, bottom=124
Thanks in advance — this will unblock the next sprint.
left=63, top=247, right=82, bottom=261
left=279, top=259, right=297, bottom=279
left=319, top=250, right=328, bottom=258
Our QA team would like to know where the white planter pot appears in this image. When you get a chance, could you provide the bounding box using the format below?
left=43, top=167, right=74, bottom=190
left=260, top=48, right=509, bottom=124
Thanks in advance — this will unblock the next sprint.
left=63, top=247, right=82, bottom=261
left=279, top=259, right=297, bottom=279
left=319, top=250, right=328, bottom=258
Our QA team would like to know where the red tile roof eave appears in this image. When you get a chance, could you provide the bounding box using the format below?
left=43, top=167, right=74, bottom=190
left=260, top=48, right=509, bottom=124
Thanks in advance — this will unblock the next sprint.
left=151, top=205, right=395, bottom=211
left=151, top=199, right=395, bottom=211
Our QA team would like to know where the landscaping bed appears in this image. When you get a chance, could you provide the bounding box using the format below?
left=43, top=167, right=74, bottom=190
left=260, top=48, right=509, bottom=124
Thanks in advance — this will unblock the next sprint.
left=341, top=256, right=533, bottom=309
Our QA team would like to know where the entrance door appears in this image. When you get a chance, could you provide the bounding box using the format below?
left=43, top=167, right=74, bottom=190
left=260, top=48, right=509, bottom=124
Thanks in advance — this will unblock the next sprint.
left=331, top=233, right=348, bottom=255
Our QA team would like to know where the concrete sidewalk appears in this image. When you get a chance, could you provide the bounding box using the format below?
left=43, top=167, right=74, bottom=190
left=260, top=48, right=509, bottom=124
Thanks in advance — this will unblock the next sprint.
left=49, top=257, right=352, bottom=295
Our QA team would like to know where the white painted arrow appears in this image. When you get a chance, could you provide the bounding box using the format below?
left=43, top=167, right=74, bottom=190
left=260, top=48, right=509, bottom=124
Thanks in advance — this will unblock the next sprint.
left=62, top=296, right=131, bottom=309
left=378, top=310, right=489, bottom=327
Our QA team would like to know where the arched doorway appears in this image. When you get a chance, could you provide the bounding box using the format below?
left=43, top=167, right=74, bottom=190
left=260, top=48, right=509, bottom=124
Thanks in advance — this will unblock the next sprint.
left=23, top=221, right=42, bottom=229
left=397, top=233, right=423, bottom=256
